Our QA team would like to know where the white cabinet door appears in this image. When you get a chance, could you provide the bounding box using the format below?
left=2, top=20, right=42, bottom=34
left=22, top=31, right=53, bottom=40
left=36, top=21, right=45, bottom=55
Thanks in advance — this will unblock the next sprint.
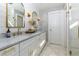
left=20, top=38, right=34, bottom=56
left=30, top=33, right=46, bottom=56
left=39, top=33, right=46, bottom=50
left=20, top=33, right=46, bottom=56
left=20, top=35, right=40, bottom=56
left=29, top=38, right=40, bottom=56
left=48, top=10, right=66, bottom=46
left=0, top=44, right=19, bottom=56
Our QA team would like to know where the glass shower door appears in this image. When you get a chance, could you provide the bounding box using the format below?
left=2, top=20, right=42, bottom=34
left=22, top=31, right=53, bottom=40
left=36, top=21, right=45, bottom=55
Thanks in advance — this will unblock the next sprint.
left=69, top=3, right=79, bottom=56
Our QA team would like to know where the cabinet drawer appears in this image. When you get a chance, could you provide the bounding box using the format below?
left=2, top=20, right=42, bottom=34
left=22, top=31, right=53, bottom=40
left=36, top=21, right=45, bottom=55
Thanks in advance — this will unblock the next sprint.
left=0, top=45, right=19, bottom=56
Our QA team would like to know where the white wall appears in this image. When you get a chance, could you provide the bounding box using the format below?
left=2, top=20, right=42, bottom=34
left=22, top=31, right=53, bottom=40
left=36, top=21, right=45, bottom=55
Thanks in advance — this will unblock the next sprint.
left=0, top=3, right=7, bottom=33
left=39, top=9, right=66, bottom=32
left=0, top=4, right=3, bottom=33
left=39, top=11, right=48, bottom=31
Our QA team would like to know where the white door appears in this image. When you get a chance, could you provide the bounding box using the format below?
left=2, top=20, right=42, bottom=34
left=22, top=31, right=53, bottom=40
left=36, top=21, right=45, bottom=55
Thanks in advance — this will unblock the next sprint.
left=48, top=10, right=66, bottom=46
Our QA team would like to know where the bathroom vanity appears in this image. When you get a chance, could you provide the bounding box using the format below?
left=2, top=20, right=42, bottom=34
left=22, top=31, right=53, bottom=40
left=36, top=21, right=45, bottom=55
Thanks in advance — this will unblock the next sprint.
left=0, top=31, right=46, bottom=56
left=0, top=3, right=46, bottom=56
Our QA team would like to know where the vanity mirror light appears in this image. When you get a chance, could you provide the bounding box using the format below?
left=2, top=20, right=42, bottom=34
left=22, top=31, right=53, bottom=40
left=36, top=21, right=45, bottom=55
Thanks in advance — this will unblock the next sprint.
left=6, top=3, right=25, bottom=28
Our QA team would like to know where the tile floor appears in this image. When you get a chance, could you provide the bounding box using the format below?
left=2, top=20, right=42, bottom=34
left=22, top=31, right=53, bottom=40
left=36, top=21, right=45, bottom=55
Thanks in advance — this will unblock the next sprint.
left=40, top=43, right=67, bottom=56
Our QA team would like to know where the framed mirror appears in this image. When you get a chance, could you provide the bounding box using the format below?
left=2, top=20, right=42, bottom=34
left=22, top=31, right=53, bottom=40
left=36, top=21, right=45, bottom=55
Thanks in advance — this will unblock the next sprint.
left=6, top=3, right=25, bottom=28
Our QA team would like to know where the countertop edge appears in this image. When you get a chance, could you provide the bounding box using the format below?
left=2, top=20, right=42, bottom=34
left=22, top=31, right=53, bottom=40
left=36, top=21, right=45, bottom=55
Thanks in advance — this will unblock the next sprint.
left=0, top=31, right=46, bottom=51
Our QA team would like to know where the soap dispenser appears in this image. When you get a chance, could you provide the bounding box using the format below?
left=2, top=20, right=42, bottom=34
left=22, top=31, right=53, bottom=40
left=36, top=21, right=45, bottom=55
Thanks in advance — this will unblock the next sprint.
left=6, top=28, right=11, bottom=38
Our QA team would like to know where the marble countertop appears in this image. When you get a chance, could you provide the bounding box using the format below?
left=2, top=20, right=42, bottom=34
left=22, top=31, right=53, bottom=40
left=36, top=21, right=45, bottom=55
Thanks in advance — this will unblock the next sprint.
left=0, top=31, right=44, bottom=51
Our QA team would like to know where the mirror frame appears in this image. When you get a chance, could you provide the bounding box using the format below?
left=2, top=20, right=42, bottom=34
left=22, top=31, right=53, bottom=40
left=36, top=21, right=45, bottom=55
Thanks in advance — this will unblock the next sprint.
left=6, top=3, right=25, bottom=28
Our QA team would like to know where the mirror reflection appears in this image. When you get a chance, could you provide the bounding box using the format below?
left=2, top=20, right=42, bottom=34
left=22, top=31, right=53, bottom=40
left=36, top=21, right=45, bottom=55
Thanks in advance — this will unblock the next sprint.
left=6, top=3, right=25, bottom=28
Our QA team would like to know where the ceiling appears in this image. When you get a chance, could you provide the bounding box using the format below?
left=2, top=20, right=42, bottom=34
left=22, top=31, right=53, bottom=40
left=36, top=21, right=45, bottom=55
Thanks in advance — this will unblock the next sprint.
left=31, top=3, right=65, bottom=12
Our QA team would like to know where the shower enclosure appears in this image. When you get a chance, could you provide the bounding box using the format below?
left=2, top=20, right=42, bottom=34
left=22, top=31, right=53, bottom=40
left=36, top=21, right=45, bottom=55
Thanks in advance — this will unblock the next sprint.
left=68, top=3, right=79, bottom=56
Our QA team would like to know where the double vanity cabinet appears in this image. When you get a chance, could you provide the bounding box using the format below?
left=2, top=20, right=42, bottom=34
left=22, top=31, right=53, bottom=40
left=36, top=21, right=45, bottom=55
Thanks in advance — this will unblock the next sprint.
left=0, top=32, right=46, bottom=56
